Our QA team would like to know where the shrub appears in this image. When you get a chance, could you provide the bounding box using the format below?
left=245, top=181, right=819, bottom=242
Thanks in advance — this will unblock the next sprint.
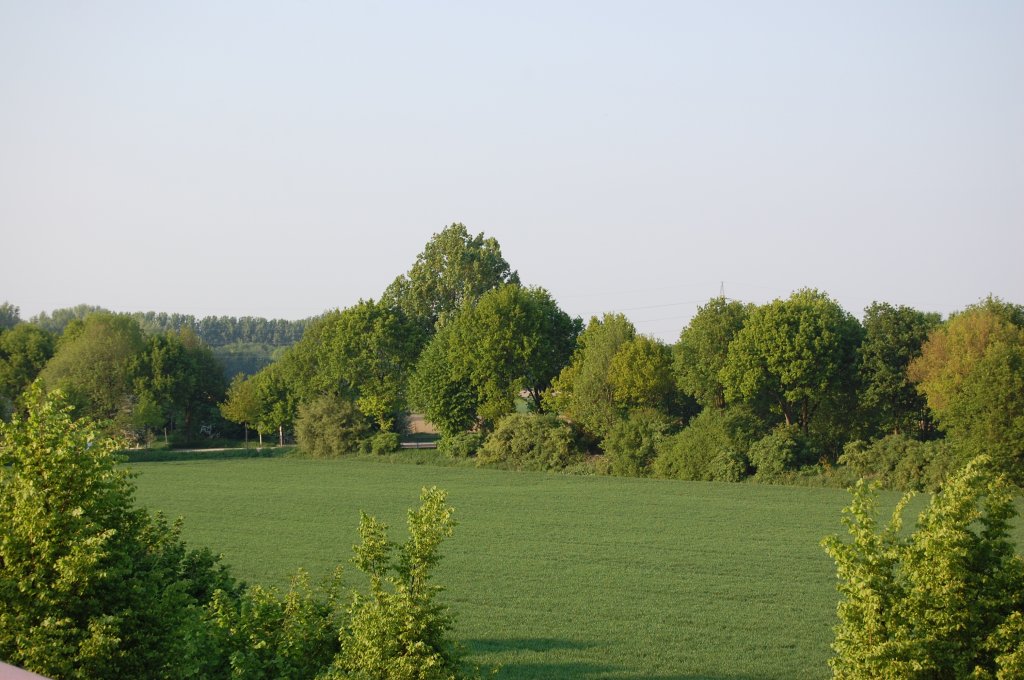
left=748, top=426, right=806, bottom=479
left=822, top=457, right=1024, bottom=677
left=362, top=431, right=400, bottom=456
left=601, top=408, right=672, bottom=477
left=477, top=413, right=583, bottom=471
left=652, top=406, right=763, bottom=481
left=438, top=432, right=484, bottom=459
left=0, top=385, right=237, bottom=679
left=707, top=450, right=750, bottom=482
left=295, top=394, right=371, bottom=458
left=839, top=434, right=960, bottom=491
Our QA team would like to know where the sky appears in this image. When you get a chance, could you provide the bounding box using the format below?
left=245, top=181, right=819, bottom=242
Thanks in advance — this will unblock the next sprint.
left=1, top=1, right=1021, bottom=341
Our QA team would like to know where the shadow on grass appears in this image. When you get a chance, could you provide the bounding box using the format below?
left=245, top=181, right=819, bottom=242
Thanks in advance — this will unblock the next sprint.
left=466, top=639, right=771, bottom=680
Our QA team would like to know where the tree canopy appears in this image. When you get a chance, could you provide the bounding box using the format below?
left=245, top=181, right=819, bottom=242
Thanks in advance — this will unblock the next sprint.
left=673, top=296, right=752, bottom=409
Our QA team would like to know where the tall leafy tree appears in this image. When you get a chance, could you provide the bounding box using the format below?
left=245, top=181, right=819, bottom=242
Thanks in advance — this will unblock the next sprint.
left=382, top=223, right=519, bottom=337
left=0, top=301, right=21, bottom=331
left=721, top=289, right=862, bottom=435
left=909, top=298, right=1024, bottom=479
left=673, top=297, right=752, bottom=409
left=413, top=284, right=580, bottom=431
left=858, top=302, right=941, bottom=437
left=607, top=335, right=680, bottom=416
left=38, top=312, right=146, bottom=422
left=546, top=313, right=636, bottom=438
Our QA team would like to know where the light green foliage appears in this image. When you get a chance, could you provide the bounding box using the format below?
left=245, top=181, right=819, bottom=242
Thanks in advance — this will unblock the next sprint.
left=747, top=426, right=807, bottom=479
left=220, top=373, right=264, bottom=443
left=546, top=313, right=636, bottom=438
left=909, top=299, right=1024, bottom=480
left=295, top=394, right=371, bottom=457
left=204, top=569, right=345, bottom=679
left=607, top=335, right=680, bottom=416
left=0, top=385, right=234, bottom=679
left=382, top=223, right=519, bottom=337
left=414, top=285, right=580, bottom=431
left=673, top=296, right=751, bottom=409
left=721, top=289, right=862, bottom=435
left=858, top=302, right=940, bottom=437
left=0, top=322, right=56, bottom=413
left=477, top=412, right=583, bottom=471
left=652, top=406, right=762, bottom=481
left=38, top=311, right=147, bottom=421
left=601, top=408, right=672, bottom=477
left=326, top=487, right=471, bottom=679
left=839, top=434, right=958, bottom=492
left=822, top=457, right=1024, bottom=678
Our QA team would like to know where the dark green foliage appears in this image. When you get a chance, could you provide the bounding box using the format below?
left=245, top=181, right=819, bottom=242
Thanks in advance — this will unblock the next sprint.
left=0, top=301, right=21, bottom=331
left=363, top=431, right=401, bottom=455
left=721, top=289, right=862, bottom=436
left=652, top=406, right=763, bottom=481
left=0, top=385, right=236, bottom=679
left=748, top=426, right=808, bottom=479
left=437, top=432, right=484, bottom=459
left=839, top=434, right=961, bottom=492
left=823, top=457, right=1024, bottom=678
left=0, top=322, right=55, bottom=414
left=601, top=408, right=672, bottom=477
left=857, top=302, right=940, bottom=437
left=477, top=412, right=583, bottom=471
left=294, top=394, right=371, bottom=458
left=412, top=285, right=580, bottom=432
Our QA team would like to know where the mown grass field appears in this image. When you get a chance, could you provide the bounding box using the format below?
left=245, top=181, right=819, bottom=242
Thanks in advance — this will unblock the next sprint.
left=130, top=458, right=1019, bottom=679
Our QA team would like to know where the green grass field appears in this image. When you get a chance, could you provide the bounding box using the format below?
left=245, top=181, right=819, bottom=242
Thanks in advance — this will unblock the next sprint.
left=130, top=458, right=1020, bottom=679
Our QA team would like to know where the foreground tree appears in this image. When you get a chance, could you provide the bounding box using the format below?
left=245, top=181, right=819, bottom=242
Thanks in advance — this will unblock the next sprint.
left=0, top=385, right=234, bottom=679
left=822, top=457, right=1024, bottom=678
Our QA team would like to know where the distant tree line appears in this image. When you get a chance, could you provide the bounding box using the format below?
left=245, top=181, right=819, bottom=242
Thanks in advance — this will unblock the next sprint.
left=4, top=223, right=1022, bottom=486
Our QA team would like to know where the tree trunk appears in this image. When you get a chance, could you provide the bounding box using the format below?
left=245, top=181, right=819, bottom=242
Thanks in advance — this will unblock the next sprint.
left=258, top=431, right=263, bottom=448
left=279, top=425, right=284, bottom=446
left=244, top=425, right=249, bottom=448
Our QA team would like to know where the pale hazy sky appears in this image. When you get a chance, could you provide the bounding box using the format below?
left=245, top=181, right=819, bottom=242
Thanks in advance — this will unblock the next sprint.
left=2, top=1, right=1021, bottom=340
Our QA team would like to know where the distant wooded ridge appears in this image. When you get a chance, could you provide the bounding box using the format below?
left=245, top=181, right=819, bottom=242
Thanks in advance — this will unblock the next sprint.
left=28, top=304, right=309, bottom=347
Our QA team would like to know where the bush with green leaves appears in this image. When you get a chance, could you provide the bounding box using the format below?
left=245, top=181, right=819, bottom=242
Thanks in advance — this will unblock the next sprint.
left=839, top=434, right=959, bottom=491
left=601, top=408, right=672, bottom=477
left=652, top=406, right=763, bottom=481
left=476, top=412, right=583, bottom=471
left=438, top=432, right=484, bottom=459
left=822, top=457, right=1024, bottom=678
left=294, top=394, right=371, bottom=457
left=0, top=385, right=237, bottom=679
left=747, top=426, right=807, bottom=479
left=361, top=431, right=401, bottom=455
